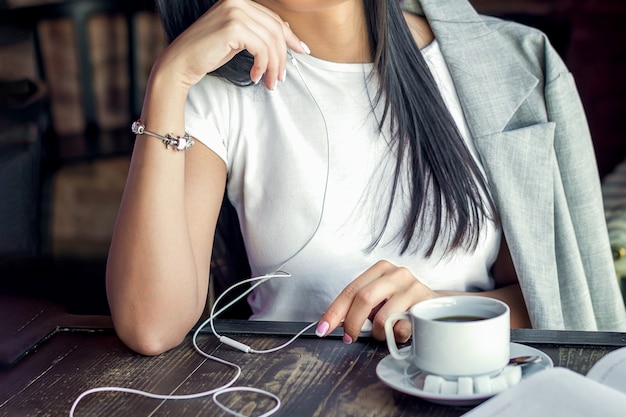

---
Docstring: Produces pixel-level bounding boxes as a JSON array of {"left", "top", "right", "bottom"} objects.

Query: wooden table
[{"left": 2, "top": 310, "right": 626, "bottom": 417}]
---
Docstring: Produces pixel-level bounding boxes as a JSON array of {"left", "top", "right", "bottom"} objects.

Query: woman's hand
[
  {"left": 315, "top": 238, "right": 531, "bottom": 346},
  {"left": 155, "top": 0, "right": 309, "bottom": 91},
  {"left": 316, "top": 260, "right": 440, "bottom": 344}
]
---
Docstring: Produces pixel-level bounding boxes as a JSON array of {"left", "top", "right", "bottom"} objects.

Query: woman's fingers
[
  {"left": 219, "top": 0, "right": 311, "bottom": 88},
  {"left": 318, "top": 260, "right": 439, "bottom": 343},
  {"left": 248, "top": 0, "right": 311, "bottom": 55},
  {"left": 317, "top": 261, "right": 395, "bottom": 339},
  {"left": 162, "top": 0, "right": 309, "bottom": 90}
]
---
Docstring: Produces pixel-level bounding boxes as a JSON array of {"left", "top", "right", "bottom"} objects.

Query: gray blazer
[{"left": 404, "top": 0, "right": 626, "bottom": 330}]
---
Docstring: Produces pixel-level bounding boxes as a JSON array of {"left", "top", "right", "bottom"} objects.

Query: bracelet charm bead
[{"left": 131, "top": 120, "right": 194, "bottom": 151}]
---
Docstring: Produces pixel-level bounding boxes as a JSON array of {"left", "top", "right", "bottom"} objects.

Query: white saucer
[{"left": 376, "top": 342, "right": 553, "bottom": 406}]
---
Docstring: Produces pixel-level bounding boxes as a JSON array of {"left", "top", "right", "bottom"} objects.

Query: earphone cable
[{"left": 270, "top": 49, "right": 331, "bottom": 273}]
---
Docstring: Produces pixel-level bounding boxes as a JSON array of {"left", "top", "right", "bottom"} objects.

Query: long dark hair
[{"left": 156, "top": 0, "right": 499, "bottom": 256}]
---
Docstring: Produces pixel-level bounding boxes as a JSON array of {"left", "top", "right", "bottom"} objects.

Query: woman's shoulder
[
  {"left": 403, "top": 11, "right": 435, "bottom": 50},
  {"left": 188, "top": 74, "right": 250, "bottom": 100},
  {"left": 479, "top": 14, "right": 568, "bottom": 75}
]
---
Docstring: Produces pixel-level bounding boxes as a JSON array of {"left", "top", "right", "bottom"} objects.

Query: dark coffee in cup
[{"left": 434, "top": 315, "right": 487, "bottom": 322}]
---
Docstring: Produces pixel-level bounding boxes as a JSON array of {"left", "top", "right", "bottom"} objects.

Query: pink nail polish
[
  {"left": 252, "top": 72, "right": 264, "bottom": 85},
  {"left": 316, "top": 321, "right": 330, "bottom": 337},
  {"left": 343, "top": 334, "right": 353, "bottom": 344}
]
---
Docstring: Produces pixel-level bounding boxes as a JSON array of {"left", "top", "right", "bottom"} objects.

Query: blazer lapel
[{"left": 417, "top": 0, "right": 539, "bottom": 138}]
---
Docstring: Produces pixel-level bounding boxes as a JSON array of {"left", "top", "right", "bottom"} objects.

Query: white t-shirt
[{"left": 185, "top": 40, "right": 500, "bottom": 321}]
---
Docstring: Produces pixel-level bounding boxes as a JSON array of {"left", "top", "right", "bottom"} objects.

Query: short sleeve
[{"left": 184, "top": 77, "right": 231, "bottom": 167}]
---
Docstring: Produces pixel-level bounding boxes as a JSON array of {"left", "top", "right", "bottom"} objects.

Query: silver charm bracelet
[{"left": 131, "top": 120, "right": 194, "bottom": 151}]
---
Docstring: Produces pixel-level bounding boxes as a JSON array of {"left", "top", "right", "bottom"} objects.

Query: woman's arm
[
  {"left": 106, "top": 0, "right": 309, "bottom": 355},
  {"left": 317, "top": 235, "right": 530, "bottom": 344},
  {"left": 485, "top": 235, "right": 531, "bottom": 329},
  {"left": 105, "top": 72, "right": 226, "bottom": 356}
]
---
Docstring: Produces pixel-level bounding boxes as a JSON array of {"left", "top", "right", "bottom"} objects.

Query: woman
[{"left": 106, "top": 0, "right": 626, "bottom": 355}]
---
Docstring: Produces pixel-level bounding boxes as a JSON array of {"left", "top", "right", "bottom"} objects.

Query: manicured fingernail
[
  {"left": 300, "top": 41, "right": 311, "bottom": 55},
  {"left": 343, "top": 334, "right": 353, "bottom": 345},
  {"left": 316, "top": 321, "right": 330, "bottom": 337},
  {"left": 281, "top": 68, "right": 287, "bottom": 82}
]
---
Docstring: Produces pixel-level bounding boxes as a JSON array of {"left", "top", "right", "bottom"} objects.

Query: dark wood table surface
[{"left": 2, "top": 296, "right": 626, "bottom": 417}]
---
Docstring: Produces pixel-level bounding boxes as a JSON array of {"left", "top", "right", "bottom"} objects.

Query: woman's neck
[{"left": 255, "top": 1, "right": 370, "bottom": 63}]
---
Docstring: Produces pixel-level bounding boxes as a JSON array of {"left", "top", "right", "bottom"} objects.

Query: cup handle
[{"left": 384, "top": 312, "right": 411, "bottom": 361}]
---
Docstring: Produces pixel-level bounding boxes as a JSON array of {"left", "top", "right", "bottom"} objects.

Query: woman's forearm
[{"left": 440, "top": 283, "right": 531, "bottom": 329}]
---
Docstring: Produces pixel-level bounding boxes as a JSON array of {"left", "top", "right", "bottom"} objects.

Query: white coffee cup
[{"left": 384, "top": 296, "right": 510, "bottom": 378}]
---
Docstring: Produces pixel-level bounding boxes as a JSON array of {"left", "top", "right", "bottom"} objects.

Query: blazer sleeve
[{"left": 543, "top": 46, "right": 626, "bottom": 331}]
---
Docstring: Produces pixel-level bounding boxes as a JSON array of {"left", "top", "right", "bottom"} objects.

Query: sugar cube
[{"left": 423, "top": 374, "right": 444, "bottom": 394}]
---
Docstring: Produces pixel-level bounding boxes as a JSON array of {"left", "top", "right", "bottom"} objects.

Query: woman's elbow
[{"left": 112, "top": 317, "right": 188, "bottom": 356}]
